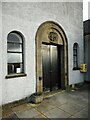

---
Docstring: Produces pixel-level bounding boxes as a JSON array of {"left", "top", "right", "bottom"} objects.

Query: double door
[{"left": 42, "top": 44, "right": 61, "bottom": 91}]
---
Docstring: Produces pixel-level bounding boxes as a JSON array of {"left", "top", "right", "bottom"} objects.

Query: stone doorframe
[{"left": 35, "top": 21, "right": 68, "bottom": 93}]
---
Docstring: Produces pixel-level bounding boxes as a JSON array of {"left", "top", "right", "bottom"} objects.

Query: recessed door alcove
[{"left": 35, "top": 21, "right": 68, "bottom": 93}]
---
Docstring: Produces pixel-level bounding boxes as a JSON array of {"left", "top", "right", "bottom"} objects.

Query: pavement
[{"left": 1, "top": 83, "right": 89, "bottom": 119}]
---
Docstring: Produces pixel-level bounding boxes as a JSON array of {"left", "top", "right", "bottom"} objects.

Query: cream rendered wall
[{"left": 2, "top": 2, "right": 83, "bottom": 105}]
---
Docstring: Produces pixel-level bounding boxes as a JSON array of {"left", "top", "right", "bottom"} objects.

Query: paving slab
[
  {"left": 2, "top": 83, "right": 89, "bottom": 119},
  {"left": 43, "top": 107, "right": 71, "bottom": 118},
  {"left": 8, "top": 113, "right": 19, "bottom": 119},
  {"left": 68, "top": 115, "right": 81, "bottom": 119},
  {"left": 36, "top": 100, "right": 55, "bottom": 113},
  {"left": 16, "top": 108, "right": 41, "bottom": 118},
  {"left": 53, "top": 94, "right": 69, "bottom": 104},
  {"left": 33, "top": 113, "right": 47, "bottom": 118},
  {"left": 12, "top": 103, "right": 32, "bottom": 113},
  {"left": 73, "top": 107, "right": 88, "bottom": 118},
  {"left": 67, "top": 96, "right": 88, "bottom": 107},
  {"left": 67, "top": 91, "right": 88, "bottom": 101},
  {"left": 59, "top": 102, "right": 86, "bottom": 115}
]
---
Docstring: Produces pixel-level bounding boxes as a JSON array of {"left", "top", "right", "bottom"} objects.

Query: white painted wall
[
  {"left": 2, "top": 14, "right": 36, "bottom": 105},
  {"left": 1, "top": 2, "right": 83, "bottom": 105},
  {"left": 2, "top": 0, "right": 83, "bottom": 2},
  {"left": 0, "top": 2, "right": 2, "bottom": 106},
  {"left": 88, "top": 2, "right": 90, "bottom": 19}
]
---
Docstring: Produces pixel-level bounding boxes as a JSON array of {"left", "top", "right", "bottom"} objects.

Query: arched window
[
  {"left": 73, "top": 43, "right": 79, "bottom": 70},
  {"left": 7, "top": 31, "right": 24, "bottom": 75}
]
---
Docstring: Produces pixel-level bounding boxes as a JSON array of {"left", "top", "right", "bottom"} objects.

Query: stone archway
[{"left": 35, "top": 21, "right": 68, "bottom": 93}]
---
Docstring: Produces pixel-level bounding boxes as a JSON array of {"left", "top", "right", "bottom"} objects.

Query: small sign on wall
[
  {"left": 80, "top": 64, "right": 87, "bottom": 72},
  {"left": 16, "top": 68, "right": 21, "bottom": 73}
]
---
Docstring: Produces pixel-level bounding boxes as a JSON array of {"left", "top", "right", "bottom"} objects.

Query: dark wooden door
[{"left": 42, "top": 44, "right": 61, "bottom": 92}]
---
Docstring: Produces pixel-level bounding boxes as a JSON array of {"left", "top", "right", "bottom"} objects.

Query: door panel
[
  {"left": 50, "top": 46, "right": 58, "bottom": 90},
  {"left": 42, "top": 44, "right": 61, "bottom": 91},
  {"left": 42, "top": 44, "right": 50, "bottom": 91}
]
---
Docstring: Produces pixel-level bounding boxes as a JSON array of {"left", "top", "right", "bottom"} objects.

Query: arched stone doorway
[{"left": 35, "top": 21, "right": 68, "bottom": 93}]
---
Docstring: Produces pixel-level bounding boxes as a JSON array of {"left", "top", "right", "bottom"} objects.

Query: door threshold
[{"left": 43, "top": 89, "right": 65, "bottom": 99}]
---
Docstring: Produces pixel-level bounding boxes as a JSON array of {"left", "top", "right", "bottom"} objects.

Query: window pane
[
  {"left": 7, "top": 43, "right": 22, "bottom": 52},
  {"left": 16, "top": 63, "right": 23, "bottom": 73},
  {"left": 74, "top": 50, "right": 77, "bottom": 55},
  {"left": 73, "top": 43, "right": 79, "bottom": 69},
  {"left": 7, "top": 31, "right": 24, "bottom": 75},
  {"left": 8, "top": 53, "right": 22, "bottom": 63},
  {"left": 7, "top": 33, "right": 22, "bottom": 43},
  {"left": 8, "top": 63, "right": 23, "bottom": 74}
]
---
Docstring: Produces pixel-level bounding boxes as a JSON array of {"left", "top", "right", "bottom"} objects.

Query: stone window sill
[{"left": 5, "top": 73, "right": 27, "bottom": 79}]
